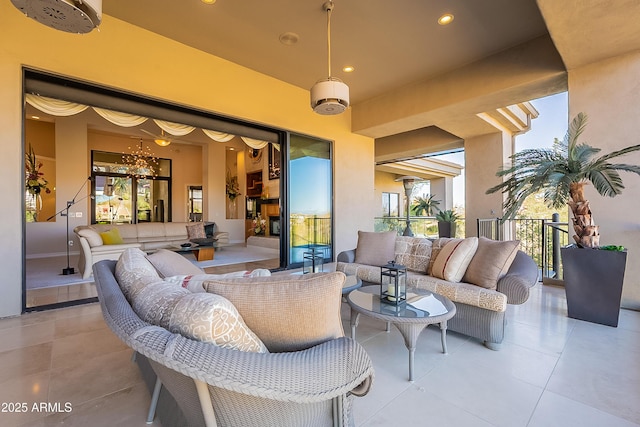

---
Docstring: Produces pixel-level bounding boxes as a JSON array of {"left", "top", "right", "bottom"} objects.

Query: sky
[{"left": 437, "top": 91, "right": 569, "bottom": 207}]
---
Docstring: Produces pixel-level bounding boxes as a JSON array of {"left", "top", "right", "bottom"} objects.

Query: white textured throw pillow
[
  {"left": 431, "top": 237, "right": 479, "bottom": 282},
  {"left": 168, "top": 293, "right": 268, "bottom": 353},
  {"left": 146, "top": 249, "right": 204, "bottom": 277},
  {"left": 163, "top": 269, "right": 272, "bottom": 293}
]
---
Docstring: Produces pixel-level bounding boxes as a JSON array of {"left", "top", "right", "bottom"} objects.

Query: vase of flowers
[
  {"left": 225, "top": 171, "right": 241, "bottom": 219},
  {"left": 252, "top": 214, "right": 267, "bottom": 235},
  {"left": 25, "top": 144, "right": 51, "bottom": 222}
]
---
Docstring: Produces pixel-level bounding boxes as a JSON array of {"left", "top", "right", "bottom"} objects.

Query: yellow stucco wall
[
  {"left": 0, "top": 6, "right": 374, "bottom": 317},
  {"left": 569, "top": 51, "right": 640, "bottom": 310}
]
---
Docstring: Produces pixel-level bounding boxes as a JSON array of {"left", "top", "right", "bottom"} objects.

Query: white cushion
[
  {"left": 115, "top": 248, "right": 161, "bottom": 300},
  {"left": 76, "top": 227, "right": 103, "bottom": 247},
  {"left": 431, "top": 237, "right": 479, "bottom": 282},
  {"left": 146, "top": 249, "right": 203, "bottom": 277}
]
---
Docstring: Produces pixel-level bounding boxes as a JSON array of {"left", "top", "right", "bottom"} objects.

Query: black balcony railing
[{"left": 477, "top": 214, "right": 569, "bottom": 283}]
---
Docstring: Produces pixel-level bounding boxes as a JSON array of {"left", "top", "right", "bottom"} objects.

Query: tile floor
[{"left": 1, "top": 280, "right": 639, "bottom": 426}]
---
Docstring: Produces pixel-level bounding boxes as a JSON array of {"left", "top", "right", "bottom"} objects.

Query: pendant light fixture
[
  {"left": 310, "top": 1, "right": 350, "bottom": 115},
  {"left": 10, "top": 0, "right": 102, "bottom": 34}
]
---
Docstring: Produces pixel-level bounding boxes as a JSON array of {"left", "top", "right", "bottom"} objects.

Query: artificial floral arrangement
[
  {"left": 25, "top": 144, "right": 51, "bottom": 195},
  {"left": 225, "top": 170, "right": 241, "bottom": 201},
  {"left": 252, "top": 214, "right": 267, "bottom": 235}
]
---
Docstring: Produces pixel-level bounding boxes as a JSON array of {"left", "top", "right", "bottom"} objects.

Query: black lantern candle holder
[
  {"left": 303, "top": 247, "right": 324, "bottom": 274},
  {"left": 380, "top": 261, "right": 407, "bottom": 305}
]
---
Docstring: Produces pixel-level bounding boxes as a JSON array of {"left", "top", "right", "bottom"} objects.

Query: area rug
[
  {"left": 26, "top": 254, "right": 94, "bottom": 289},
  {"left": 188, "top": 245, "right": 279, "bottom": 268}
]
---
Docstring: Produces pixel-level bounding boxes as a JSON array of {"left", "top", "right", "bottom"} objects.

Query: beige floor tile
[
  {"left": 0, "top": 311, "right": 58, "bottom": 332},
  {"left": 53, "top": 311, "right": 107, "bottom": 340},
  {"left": 51, "top": 328, "right": 128, "bottom": 371},
  {"left": 48, "top": 349, "right": 142, "bottom": 408},
  {"left": 29, "top": 381, "right": 161, "bottom": 427},
  {"left": 0, "top": 371, "right": 50, "bottom": 426},
  {"left": 0, "top": 321, "right": 55, "bottom": 353},
  {"left": 0, "top": 342, "right": 53, "bottom": 385}
]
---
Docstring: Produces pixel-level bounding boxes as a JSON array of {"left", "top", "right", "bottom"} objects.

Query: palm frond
[
  {"left": 593, "top": 144, "right": 640, "bottom": 162},
  {"left": 566, "top": 112, "right": 588, "bottom": 152},
  {"left": 586, "top": 168, "right": 624, "bottom": 197}
]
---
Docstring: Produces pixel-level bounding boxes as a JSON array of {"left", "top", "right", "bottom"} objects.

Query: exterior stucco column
[{"left": 464, "top": 132, "right": 513, "bottom": 238}]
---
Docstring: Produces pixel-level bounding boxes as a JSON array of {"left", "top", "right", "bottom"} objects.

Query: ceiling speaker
[
  {"left": 11, "top": 0, "right": 102, "bottom": 34},
  {"left": 310, "top": 78, "right": 350, "bottom": 115}
]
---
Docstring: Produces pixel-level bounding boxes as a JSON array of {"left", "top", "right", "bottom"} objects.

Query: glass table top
[{"left": 347, "top": 285, "right": 454, "bottom": 319}]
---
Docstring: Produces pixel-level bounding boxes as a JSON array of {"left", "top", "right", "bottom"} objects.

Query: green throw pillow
[{"left": 100, "top": 228, "right": 124, "bottom": 245}]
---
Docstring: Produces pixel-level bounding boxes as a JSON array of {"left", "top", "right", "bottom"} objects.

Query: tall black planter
[
  {"left": 561, "top": 246, "right": 627, "bottom": 327},
  {"left": 438, "top": 221, "right": 456, "bottom": 238}
]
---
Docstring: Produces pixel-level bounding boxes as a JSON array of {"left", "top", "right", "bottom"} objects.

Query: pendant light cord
[{"left": 326, "top": 1, "right": 333, "bottom": 78}]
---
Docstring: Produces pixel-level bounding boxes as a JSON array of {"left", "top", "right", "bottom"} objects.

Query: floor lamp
[
  {"left": 47, "top": 177, "right": 92, "bottom": 275},
  {"left": 395, "top": 176, "right": 421, "bottom": 237}
]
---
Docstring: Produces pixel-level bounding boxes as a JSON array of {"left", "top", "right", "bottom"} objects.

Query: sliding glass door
[{"left": 288, "top": 134, "right": 333, "bottom": 266}]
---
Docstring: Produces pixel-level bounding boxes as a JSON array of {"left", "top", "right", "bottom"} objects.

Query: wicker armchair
[{"left": 93, "top": 260, "right": 374, "bottom": 427}]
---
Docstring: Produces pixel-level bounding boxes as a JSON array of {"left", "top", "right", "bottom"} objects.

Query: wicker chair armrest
[
  {"left": 152, "top": 334, "right": 374, "bottom": 403},
  {"left": 337, "top": 249, "right": 356, "bottom": 263},
  {"left": 496, "top": 250, "right": 539, "bottom": 305}
]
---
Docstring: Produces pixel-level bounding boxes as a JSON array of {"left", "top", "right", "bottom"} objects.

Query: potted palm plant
[
  {"left": 486, "top": 112, "right": 640, "bottom": 326},
  {"left": 411, "top": 194, "right": 440, "bottom": 216},
  {"left": 435, "top": 209, "right": 460, "bottom": 238}
]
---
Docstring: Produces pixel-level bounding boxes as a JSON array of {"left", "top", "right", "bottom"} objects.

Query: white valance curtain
[{"left": 26, "top": 94, "right": 270, "bottom": 148}]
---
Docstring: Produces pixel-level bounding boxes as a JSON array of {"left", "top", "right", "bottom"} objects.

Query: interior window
[{"left": 91, "top": 150, "right": 172, "bottom": 224}]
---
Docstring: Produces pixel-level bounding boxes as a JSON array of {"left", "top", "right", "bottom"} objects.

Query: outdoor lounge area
[
  {"left": 3, "top": 1, "right": 640, "bottom": 426},
  {"left": 2, "top": 270, "right": 639, "bottom": 426}
]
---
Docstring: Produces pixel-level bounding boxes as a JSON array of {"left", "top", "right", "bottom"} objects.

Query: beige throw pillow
[
  {"left": 431, "top": 237, "right": 479, "bottom": 282},
  {"left": 354, "top": 231, "right": 397, "bottom": 266},
  {"left": 203, "top": 272, "right": 345, "bottom": 353},
  {"left": 428, "top": 238, "right": 456, "bottom": 275},
  {"left": 146, "top": 249, "right": 204, "bottom": 278},
  {"left": 463, "top": 237, "right": 520, "bottom": 289}
]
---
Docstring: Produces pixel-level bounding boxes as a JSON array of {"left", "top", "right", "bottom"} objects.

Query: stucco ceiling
[{"left": 103, "top": 0, "right": 549, "bottom": 106}]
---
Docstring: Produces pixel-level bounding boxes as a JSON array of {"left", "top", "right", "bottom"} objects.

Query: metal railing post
[{"left": 552, "top": 212, "right": 560, "bottom": 277}]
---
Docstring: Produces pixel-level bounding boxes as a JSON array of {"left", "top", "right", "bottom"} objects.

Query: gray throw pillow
[{"left": 354, "top": 231, "right": 397, "bottom": 266}]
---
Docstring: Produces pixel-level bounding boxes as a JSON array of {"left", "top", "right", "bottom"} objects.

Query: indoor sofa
[
  {"left": 337, "top": 232, "right": 539, "bottom": 350},
  {"left": 93, "top": 248, "right": 373, "bottom": 426},
  {"left": 74, "top": 222, "right": 229, "bottom": 278}
]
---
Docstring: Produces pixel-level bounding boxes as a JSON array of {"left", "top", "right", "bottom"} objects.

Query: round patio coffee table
[{"left": 347, "top": 286, "right": 456, "bottom": 382}]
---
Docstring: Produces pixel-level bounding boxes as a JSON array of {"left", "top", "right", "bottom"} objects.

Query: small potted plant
[
  {"left": 486, "top": 112, "right": 640, "bottom": 326},
  {"left": 435, "top": 209, "right": 460, "bottom": 238}
]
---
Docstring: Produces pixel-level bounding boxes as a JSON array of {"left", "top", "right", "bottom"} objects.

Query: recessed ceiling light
[
  {"left": 201, "top": 0, "right": 216, "bottom": 4},
  {"left": 438, "top": 13, "right": 454, "bottom": 25},
  {"left": 279, "top": 32, "right": 299, "bottom": 46},
  {"left": 343, "top": 66, "right": 355, "bottom": 73}
]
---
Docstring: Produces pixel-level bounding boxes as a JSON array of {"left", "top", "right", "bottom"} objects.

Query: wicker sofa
[
  {"left": 337, "top": 233, "right": 539, "bottom": 350},
  {"left": 74, "top": 222, "right": 229, "bottom": 278},
  {"left": 93, "top": 249, "right": 374, "bottom": 427}
]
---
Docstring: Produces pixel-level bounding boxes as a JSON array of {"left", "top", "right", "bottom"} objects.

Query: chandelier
[{"left": 122, "top": 139, "right": 159, "bottom": 179}]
